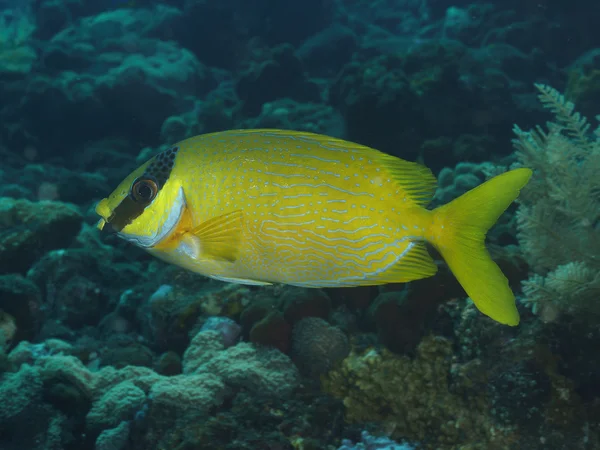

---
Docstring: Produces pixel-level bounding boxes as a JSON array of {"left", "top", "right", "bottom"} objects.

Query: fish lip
[
  {"left": 118, "top": 187, "right": 186, "bottom": 248},
  {"left": 97, "top": 218, "right": 118, "bottom": 235}
]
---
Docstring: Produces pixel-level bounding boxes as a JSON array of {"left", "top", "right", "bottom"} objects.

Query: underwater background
[{"left": 0, "top": 0, "right": 599, "bottom": 449}]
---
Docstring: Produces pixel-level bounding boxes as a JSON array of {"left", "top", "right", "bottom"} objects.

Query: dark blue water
[{"left": 0, "top": 1, "right": 598, "bottom": 449}]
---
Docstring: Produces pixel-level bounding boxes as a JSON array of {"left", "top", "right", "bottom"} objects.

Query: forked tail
[{"left": 428, "top": 168, "right": 532, "bottom": 325}]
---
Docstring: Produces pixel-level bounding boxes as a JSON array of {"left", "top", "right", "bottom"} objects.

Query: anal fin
[
  {"left": 338, "top": 241, "right": 438, "bottom": 286},
  {"left": 290, "top": 241, "right": 438, "bottom": 288},
  {"left": 373, "top": 241, "right": 438, "bottom": 283},
  {"left": 210, "top": 275, "right": 272, "bottom": 286}
]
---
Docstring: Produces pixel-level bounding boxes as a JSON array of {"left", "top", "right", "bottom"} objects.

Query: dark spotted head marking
[
  {"left": 103, "top": 146, "right": 180, "bottom": 233},
  {"left": 144, "top": 145, "right": 179, "bottom": 188}
]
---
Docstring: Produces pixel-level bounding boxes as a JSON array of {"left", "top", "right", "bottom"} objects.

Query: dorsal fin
[
  {"left": 249, "top": 129, "right": 438, "bottom": 206},
  {"left": 373, "top": 153, "right": 437, "bottom": 206},
  {"left": 222, "top": 129, "right": 438, "bottom": 206}
]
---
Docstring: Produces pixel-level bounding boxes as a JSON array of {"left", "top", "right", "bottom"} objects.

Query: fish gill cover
[{"left": 0, "top": 1, "right": 599, "bottom": 449}]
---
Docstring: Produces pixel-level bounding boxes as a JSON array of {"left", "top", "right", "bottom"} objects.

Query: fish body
[{"left": 96, "top": 129, "right": 532, "bottom": 325}]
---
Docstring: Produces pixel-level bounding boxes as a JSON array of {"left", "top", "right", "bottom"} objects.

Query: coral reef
[
  {"left": 2, "top": 328, "right": 300, "bottom": 449},
  {"left": 291, "top": 317, "right": 350, "bottom": 378},
  {"left": 322, "top": 336, "right": 515, "bottom": 448},
  {"left": 0, "top": 1, "right": 598, "bottom": 448},
  {"left": 338, "top": 430, "right": 415, "bottom": 450},
  {"left": 0, "top": 197, "right": 83, "bottom": 274},
  {"left": 0, "top": 9, "right": 37, "bottom": 77}
]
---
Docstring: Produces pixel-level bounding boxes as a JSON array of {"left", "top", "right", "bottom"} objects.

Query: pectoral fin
[{"left": 186, "top": 210, "right": 244, "bottom": 262}]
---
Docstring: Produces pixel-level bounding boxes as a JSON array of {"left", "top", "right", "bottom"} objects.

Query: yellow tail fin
[{"left": 428, "top": 168, "right": 532, "bottom": 326}]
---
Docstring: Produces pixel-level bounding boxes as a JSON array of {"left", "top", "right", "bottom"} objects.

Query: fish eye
[{"left": 131, "top": 178, "right": 158, "bottom": 203}]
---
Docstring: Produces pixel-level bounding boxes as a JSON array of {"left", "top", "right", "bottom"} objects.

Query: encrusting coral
[{"left": 321, "top": 335, "right": 516, "bottom": 448}]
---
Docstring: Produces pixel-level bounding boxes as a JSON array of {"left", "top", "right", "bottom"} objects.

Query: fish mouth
[
  {"left": 96, "top": 198, "right": 116, "bottom": 234},
  {"left": 112, "top": 187, "right": 186, "bottom": 249},
  {"left": 97, "top": 215, "right": 121, "bottom": 237},
  {"left": 96, "top": 218, "right": 114, "bottom": 234}
]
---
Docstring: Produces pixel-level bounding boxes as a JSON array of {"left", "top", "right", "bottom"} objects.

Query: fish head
[{"left": 95, "top": 146, "right": 187, "bottom": 249}]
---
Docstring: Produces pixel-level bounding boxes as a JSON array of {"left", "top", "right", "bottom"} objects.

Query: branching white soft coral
[{"left": 512, "top": 83, "right": 600, "bottom": 321}]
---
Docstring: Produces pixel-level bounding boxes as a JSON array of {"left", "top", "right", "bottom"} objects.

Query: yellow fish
[{"left": 96, "top": 129, "right": 531, "bottom": 325}]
